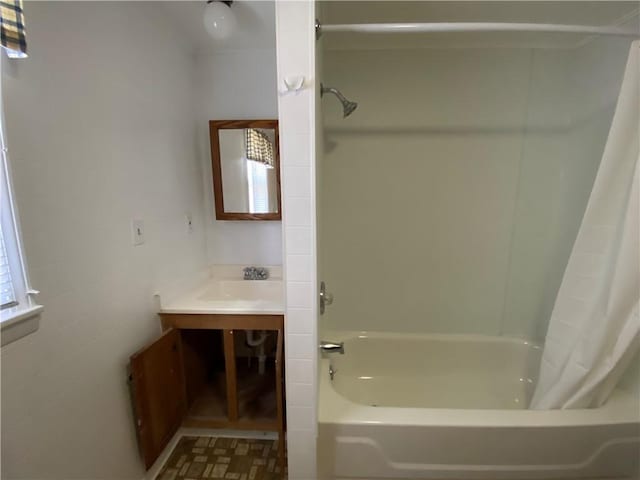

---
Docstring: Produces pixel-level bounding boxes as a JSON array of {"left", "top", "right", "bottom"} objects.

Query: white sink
[
  {"left": 197, "top": 280, "right": 282, "bottom": 302},
  {"left": 158, "top": 274, "right": 284, "bottom": 315}
]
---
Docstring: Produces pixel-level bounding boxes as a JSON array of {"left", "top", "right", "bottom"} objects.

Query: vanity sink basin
[
  {"left": 158, "top": 273, "right": 284, "bottom": 315},
  {"left": 197, "top": 280, "right": 282, "bottom": 302}
]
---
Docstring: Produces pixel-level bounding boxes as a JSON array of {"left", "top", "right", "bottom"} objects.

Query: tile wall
[{"left": 275, "top": 1, "right": 318, "bottom": 479}]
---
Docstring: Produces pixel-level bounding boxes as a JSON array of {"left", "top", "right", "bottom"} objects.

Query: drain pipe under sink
[{"left": 246, "top": 330, "right": 268, "bottom": 375}]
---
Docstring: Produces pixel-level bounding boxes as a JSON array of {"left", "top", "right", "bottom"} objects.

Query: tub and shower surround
[
  {"left": 319, "top": 10, "right": 640, "bottom": 411},
  {"left": 320, "top": 16, "right": 639, "bottom": 345},
  {"left": 316, "top": 4, "right": 640, "bottom": 479}
]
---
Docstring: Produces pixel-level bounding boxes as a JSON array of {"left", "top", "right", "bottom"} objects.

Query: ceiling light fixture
[{"left": 204, "top": 0, "right": 237, "bottom": 40}]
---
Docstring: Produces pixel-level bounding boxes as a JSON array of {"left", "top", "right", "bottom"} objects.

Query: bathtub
[{"left": 318, "top": 332, "right": 640, "bottom": 479}]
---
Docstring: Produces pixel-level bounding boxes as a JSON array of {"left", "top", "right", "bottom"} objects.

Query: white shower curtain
[{"left": 530, "top": 42, "right": 640, "bottom": 409}]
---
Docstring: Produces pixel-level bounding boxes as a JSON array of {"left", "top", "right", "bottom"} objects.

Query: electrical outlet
[
  {"left": 132, "top": 219, "right": 145, "bottom": 246},
  {"left": 185, "top": 214, "right": 194, "bottom": 234}
]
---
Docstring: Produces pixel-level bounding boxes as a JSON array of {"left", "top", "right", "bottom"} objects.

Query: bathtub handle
[
  {"left": 320, "top": 281, "right": 334, "bottom": 315},
  {"left": 320, "top": 341, "right": 345, "bottom": 355}
]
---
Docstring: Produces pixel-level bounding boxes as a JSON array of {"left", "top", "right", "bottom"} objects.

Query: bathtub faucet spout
[{"left": 320, "top": 341, "right": 344, "bottom": 355}]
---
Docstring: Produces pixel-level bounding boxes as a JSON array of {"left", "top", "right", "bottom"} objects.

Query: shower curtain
[{"left": 530, "top": 41, "right": 640, "bottom": 409}]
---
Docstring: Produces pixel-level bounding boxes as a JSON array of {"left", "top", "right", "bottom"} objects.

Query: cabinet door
[{"left": 129, "top": 328, "right": 187, "bottom": 469}]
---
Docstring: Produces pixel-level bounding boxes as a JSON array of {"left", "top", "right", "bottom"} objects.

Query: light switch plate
[{"left": 132, "top": 219, "right": 145, "bottom": 246}]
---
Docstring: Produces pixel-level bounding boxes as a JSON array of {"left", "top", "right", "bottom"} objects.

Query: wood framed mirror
[{"left": 209, "top": 120, "right": 281, "bottom": 220}]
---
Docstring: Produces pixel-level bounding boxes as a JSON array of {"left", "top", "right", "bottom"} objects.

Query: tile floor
[{"left": 156, "top": 436, "right": 286, "bottom": 480}]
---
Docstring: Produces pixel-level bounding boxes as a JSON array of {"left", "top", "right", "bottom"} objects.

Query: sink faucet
[
  {"left": 320, "top": 341, "right": 344, "bottom": 355},
  {"left": 243, "top": 266, "right": 269, "bottom": 280}
]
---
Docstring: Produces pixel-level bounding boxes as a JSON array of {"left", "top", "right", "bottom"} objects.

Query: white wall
[
  {"left": 320, "top": 39, "right": 632, "bottom": 340},
  {"left": 321, "top": 47, "right": 546, "bottom": 337},
  {"left": 0, "top": 3, "right": 207, "bottom": 478},
  {"left": 195, "top": 49, "right": 282, "bottom": 266}
]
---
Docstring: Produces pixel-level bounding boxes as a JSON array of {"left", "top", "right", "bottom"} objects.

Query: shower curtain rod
[{"left": 315, "top": 21, "right": 640, "bottom": 38}]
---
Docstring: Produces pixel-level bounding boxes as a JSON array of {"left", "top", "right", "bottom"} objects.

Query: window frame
[{"left": 0, "top": 54, "right": 41, "bottom": 344}]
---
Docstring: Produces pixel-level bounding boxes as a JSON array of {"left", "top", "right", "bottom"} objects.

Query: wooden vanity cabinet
[{"left": 128, "top": 314, "right": 285, "bottom": 470}]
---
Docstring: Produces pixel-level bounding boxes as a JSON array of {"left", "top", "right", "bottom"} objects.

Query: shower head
[
  {"left": 321, "top": 83, "right": 358, "bottom": 118},
  {"left": 342, "top": 99, "right": 358, "bottom": 118}
]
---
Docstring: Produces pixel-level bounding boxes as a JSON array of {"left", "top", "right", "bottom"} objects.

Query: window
[
  {"left": 0, "top": 1, "right": 28, "bottom": 59},
  {"left": 244, "top": 127, "right": 275, "bottom": 214},
  {"left": 0, "top": 55, "right": 41, "bottom": 342},
  {"left": 246, "top": 160, "right": 270, "bottom": 214},
  {"left": 0, "top": 222, "right": 17, "bottom": 309},
  {"left": 245, "top": 128, "right": 274, "bottom": 168},
  {"left": 0, "top": 149, "right": 30, "bottom": 316}
]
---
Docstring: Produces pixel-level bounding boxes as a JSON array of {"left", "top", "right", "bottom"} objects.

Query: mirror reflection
[
  {"left": 220, "top": 129, "right": 278, "bottom": 213},
  {"left": 210, "top": 120, "right": 281, "bottom": 220}
]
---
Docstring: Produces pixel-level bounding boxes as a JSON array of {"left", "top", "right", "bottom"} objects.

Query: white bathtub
[{"left": 318, "top": 332, "right": 640, "bottom": 479}]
